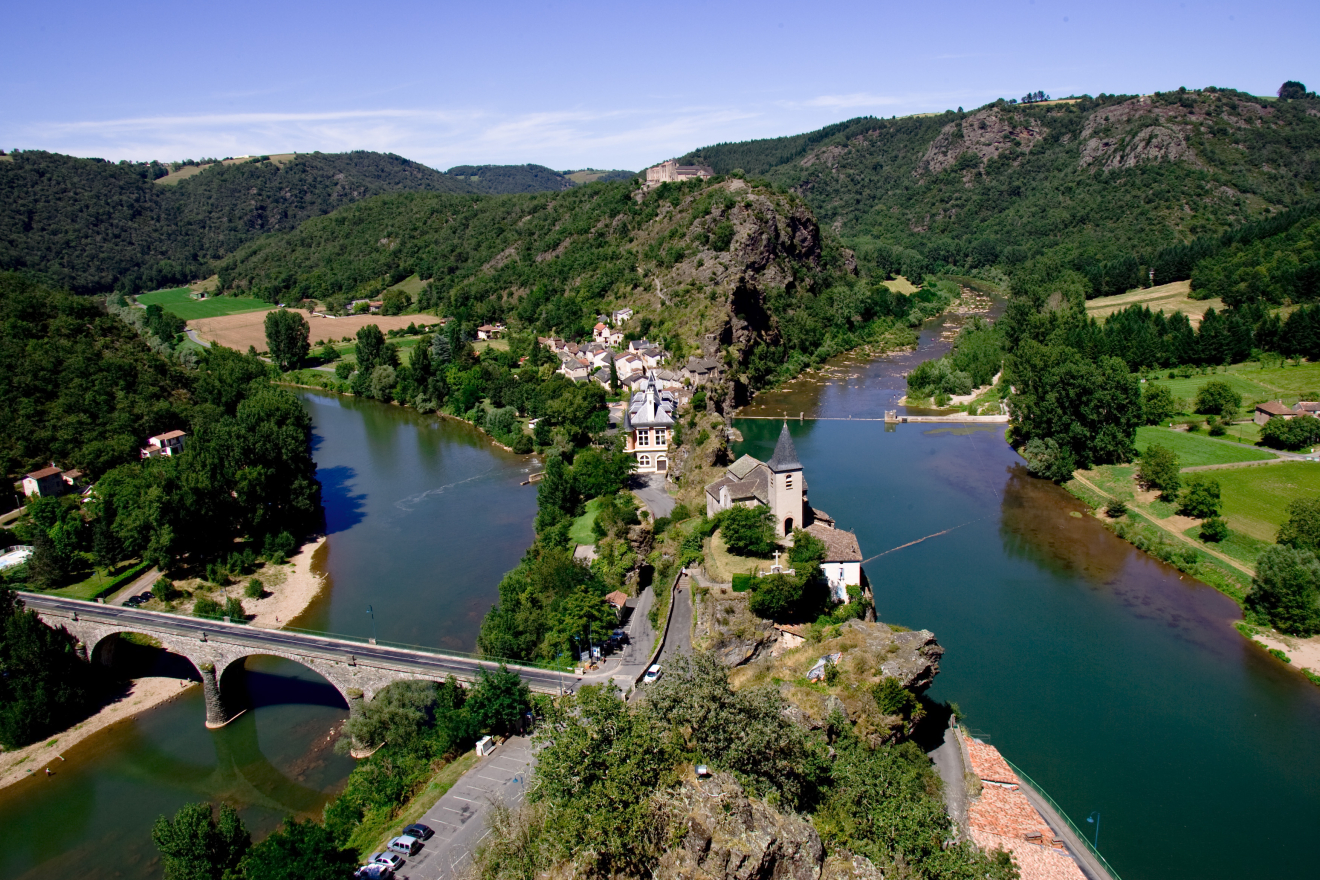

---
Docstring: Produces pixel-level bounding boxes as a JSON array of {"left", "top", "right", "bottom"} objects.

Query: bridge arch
[{"left": 217, "top": 653, "right": 354, "bottom": 716}]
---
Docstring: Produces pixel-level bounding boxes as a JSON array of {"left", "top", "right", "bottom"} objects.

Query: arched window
[{"left": 638, "top": 454, "right": 651, "bottom": 468}]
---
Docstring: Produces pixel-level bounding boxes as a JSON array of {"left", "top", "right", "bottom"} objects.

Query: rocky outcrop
[
  {"left": 653, "top": 771, "right": 825, "bottom": 880},
  {"left": 917, "top": 108, "right": 1047, "bottom": 179},
  {"left": 729, "top": 619, "right": 944, "bottom": 747},
  {"left": 1075, "top": 96, "right": 1216, "bottom": 171},
  {"left": 693, "top": 585, "right": 779, "bottom": 667}
]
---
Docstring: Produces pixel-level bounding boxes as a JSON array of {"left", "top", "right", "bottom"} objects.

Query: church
[{"left": 705, "top": 422, "right": 863, "bottom": 602}]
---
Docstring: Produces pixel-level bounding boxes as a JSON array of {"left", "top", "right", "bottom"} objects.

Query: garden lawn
[
  {"left": 569, "top": 497, "right": 603, "bottom": 546},
  {"left": 135, "top": 287, "right": 272, "bottom": 320},
  {"left": 1182, "top": 525, "right": 1273, "bottom": 569},
  {"left": 1216, "top": 462, "right": 1320, "bottom": 541},
  {"left": 1134, "top": 426, "right": 1276, "bottom": 468}
]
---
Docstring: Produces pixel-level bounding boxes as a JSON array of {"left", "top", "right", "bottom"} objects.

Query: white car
[
  {"left": 355, "top": 865, "right": 392, "bottom": 880},
  {"left": 371, "top": 852, "right": 405, "bottom": 871},
  {"left": 643, "top": 664, "right": 662, "bottom": 684}
]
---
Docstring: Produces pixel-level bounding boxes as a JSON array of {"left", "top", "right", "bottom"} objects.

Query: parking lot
[{"left": 396, "top": 735, "right": 535, "bottom": 880}]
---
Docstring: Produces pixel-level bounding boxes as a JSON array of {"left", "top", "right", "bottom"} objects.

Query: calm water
[
  {"left": 737, "top": 319, "right": 1320, "bottom": 880},
  {"left": 0, "top": 393, "right": 538, "bottom": 876}
]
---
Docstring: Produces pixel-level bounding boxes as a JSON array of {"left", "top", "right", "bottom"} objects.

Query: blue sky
[{"left": 3, "top": 0, "right": 1316, "bottom": 171}]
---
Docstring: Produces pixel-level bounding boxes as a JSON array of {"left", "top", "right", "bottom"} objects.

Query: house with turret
[{"left": 623, "top": 372, "right": 675, "bottom": 473}]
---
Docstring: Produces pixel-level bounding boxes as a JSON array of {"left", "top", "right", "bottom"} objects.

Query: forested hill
[
  {"left": 681, "top": 87, "right": 1320, "bottom": 295},
  {"left": 217, "top": 175, "right": 923, "bottom": 396},
  {"left": 0, "top": 150, "right": 479, "bottom": 295},
  {"left": 445, "top": 163, "right": 576, "bottom": 194}
]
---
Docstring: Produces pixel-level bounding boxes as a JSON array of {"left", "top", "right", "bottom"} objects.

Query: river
[
  {"left": 0, "top": 394, "right": 538, "bottom": 878},
  {"left": 3, "top": 320, "right": 1317, "bottom": 879},
  {"left": 737, "top": 318, "right": 1320, "bottom": 879}
]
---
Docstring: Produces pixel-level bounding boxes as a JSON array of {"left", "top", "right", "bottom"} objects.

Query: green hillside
[
  {"left": 682, "top": 88, "right": 1320, "bottom": 295},
  {"left": 218, "top": 175, "right": 921, "bottom": 395},
  {"left": 0, "top": 150, "right": 479, "bottom": 295},
  {"left": 445, "top": 163, "right": 575, "bottom": 193}
]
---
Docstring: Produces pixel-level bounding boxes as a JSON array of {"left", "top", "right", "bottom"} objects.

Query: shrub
[
  {"left": 224, "top": 597, "right": 244, "bottom": 620},
  {"left": 1199, "top": 516, "right": 1230, "bottom": 542},
  {"left": 1247, "top": 545, "right": 1320, "bottom": 636},
  {"left": 873, "top": 677, "right": 917, "bottom": 717},
  {"left": 193, "top": 597, "right": 224, "bottom": 619},
  {"left": 244, "top": 577, "right": 264, "bottom": 599},
  {"left": 716, "top": 506, "right": 777, "bottom": 557},
  {"left": 333, "top": 361, "right": 353, "bottom": 381},
  {"left": 154, "top": 577, "right": 180, "bottom": 601},
  {"left": 731, "top": 573, "right": 754, "bottom": 592},
  {"left": 263, "top": 531, "right": 296, "bottom": 563},
  {"left": 1105, "top": 499, "right": 1129, "bottom": 518},
  {"left": 1277, "top": 497, "right": 1320, "bottom": 553},
  {"left": 1142, "top": 383, "right": 1177, "bottom": 425}
]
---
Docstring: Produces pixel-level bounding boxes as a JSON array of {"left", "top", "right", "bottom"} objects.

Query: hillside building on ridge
[{"left": 644, "top": 160, "right": 715, "bottom": 190}]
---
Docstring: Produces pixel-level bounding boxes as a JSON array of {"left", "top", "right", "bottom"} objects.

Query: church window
[
  {"left": 637, "top": 429, "right": 650, "bottom": 446},
  {"left": 785, "top": 474, "right": 793, "bottom": 489},
  {"left": 638, "top": 454, "right": 651, "bottom": 468}
]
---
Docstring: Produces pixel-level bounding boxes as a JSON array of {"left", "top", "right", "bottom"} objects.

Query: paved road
[
  {"left": 631, "top": 473, "right": 675, "bottom": 518},
  {"left": 106, "top": 566, "right": 161, "bottom": 606},
  {"left": 928, "top": 725, "right": 968, "bottom": 835},
  {"left": 184, "top": 329, "right": 211, "bottom": 348},
  {"left": 402, "top": 737, "right": 535, "bottom": 880},
  {"left": 21, "top": 593, "right": 568, "bottom": 693},
  {"left": 656, "top": 572, "right": 693, "bottom": 665}
]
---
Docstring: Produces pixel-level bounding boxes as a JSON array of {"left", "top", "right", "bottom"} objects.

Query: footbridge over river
[{"left": 21, "top": 594, "right": 564, "bottom": 728}]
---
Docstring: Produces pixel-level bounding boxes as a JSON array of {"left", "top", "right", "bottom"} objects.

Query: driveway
[
  {"left": 404, "top": 736, "right": 535, "bottom": 880},
  {"left": 106, "top": 566, "right": 161, "bottom": 606},
  {"left": 631, "top": 473, "right": 675, "bottom": 518}
]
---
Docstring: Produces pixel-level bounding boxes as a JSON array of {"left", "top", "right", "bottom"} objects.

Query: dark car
[
  {"left": 140, "top": 591, "right": 153, "bottom": 601},
  {"left": 402, "top": 822, "right": 434, "bottom": 841},
  {"left": 126, "top": 596, "right": 143, "bottom": 607}
]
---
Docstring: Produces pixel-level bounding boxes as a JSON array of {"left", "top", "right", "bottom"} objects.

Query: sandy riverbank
[
  {"left": 0, "top": 676, "right": 197, "bottom": 790},
  {"left": 0, "top": 536, "right": 330, "bottom": 793},
  {"left": 1251, "top": 630, "right": 1320, "bottom": 675}
]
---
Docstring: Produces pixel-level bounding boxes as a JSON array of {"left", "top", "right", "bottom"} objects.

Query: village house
[
  {"left": 623, "top": 373, "right": 675, "bottom": 473},
  {"left": 705, "top": 423, "right": 863, "bottom": 603},
  {"left": 1255, "top": 401, "right": 1296, "bottom": 425},
  {"left": 556, "top": 352, "right": 590, "bottom": 383},
  {"left": 141, "top": 430, "right": 187, "bottom": 459},
  {"left": 611, "top": 307, "right": 634, "bottom": 325},
  {"left": 643, "top": 160, "right": 715, "bottom": 190},
  {"left": 683, "top": 355, "right": 721, "bottom": 385},
  {"left": 1294, "top": 401, "right": 1320, "bottom": 416},
  {"left": 21, "top": 466, "right": 65, "bottom": 498},
  {"left": 476, "top": 323, "right": 505, "bottom": 340},
  {"left": 593, "top": 322, "right": 623, "bottom": 347}
]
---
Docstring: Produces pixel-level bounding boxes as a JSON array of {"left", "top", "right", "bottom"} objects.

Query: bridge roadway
[{"left": 20, "top": 593, "right": 568, "bottom": 727}]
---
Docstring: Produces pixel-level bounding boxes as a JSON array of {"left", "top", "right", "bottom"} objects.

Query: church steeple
[{"left": 767, "top": 421, "right": 801, "bottom": 473}]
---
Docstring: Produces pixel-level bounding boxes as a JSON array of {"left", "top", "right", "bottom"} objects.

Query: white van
[{"left": 387, "top": 835, "right": 420, "bottom": 856}]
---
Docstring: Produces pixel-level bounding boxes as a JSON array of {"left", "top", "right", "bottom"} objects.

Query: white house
[
  {"left": 21, "top": 466, "right": 64, "bottom": 498},
  {"left": 141, "top": 430, "right": 187, "bottom": 459},
  {"left": 611, "top": 308, "right": 634, "bottom": 325}
]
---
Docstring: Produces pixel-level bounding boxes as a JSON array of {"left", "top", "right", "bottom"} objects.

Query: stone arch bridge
[{"left": 22, "top": 594, "right": 562, "bottom": 728}]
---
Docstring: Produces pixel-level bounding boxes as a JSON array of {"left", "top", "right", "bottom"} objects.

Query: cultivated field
[
  {"left": 1086, "top": 280, "right": 1224, "bottom": 327},
  {"left": 154, "top": 153, "right": 297, "bottom": 185},
  {"left": 1134, "top": 426, "right": 1276, "bottom": 468},
  {"left": 1143, "top": 361, "right": 1320, "bottom": 408},
  {"left": 1217, "top": 463, "right": 1320, "bottom": 541},
  {"left": 189, "top": 309, "right": 442, "bottom": 351},
  {"left": 136, "top": 287, "right": 272, "bottom": 320}
]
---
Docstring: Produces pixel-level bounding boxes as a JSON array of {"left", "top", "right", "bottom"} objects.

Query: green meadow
[
  {"left": 1133, "top": 426, "right": 1276, "bottom": 468},
  {"left": 135, "top": 287, "right": 272, "bottom": 320}
]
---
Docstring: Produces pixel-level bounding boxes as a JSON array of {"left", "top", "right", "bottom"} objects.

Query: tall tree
[
  {"left": 263, "top": 309, "right": 310, "bottom": 372},
  {"left": 355, "top": 324, "right": 386, "bottom": 374},
  {"left": 151, "top": 802, "right": 250, "bottom": 880},
  {"left": 0, "top": 588, "right": 96, "bottom": 747},
  {"left": 242, "top": 819, "right": 358, "bottom": 880}
]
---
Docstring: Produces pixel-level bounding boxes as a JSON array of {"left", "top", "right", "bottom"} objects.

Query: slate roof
[
  {"left": 704, "top": 469, "right": 770, "bottom": 506},
  {"left": 627, "top": 373, "right": 675, "bottom": 428},
  {"left": 767, "top": 422, "right": 801, "bottom": 472},
  {"left": 727, "top": 454, "right": 764, "bottom": 480}
]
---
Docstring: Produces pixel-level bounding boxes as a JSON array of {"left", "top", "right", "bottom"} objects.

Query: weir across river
[{"left": 20, "top": 593, "right": 564, "bottom": 728}]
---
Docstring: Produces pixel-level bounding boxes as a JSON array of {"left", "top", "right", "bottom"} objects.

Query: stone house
[
  {"left": 683, "top": 356, "right": 720, "bottom": 385},
  {"left": 1255, "top": 401, "right": 1296, "bottom": 425},
  {"left": 644, "top": 160, "right": 715, "bottom": 189}
]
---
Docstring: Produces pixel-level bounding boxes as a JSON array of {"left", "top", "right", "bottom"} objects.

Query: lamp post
[
  {"left": 1086, "top": 812, "right": 1100, "bottom": 848},
  {"left": 367, "top": 604, "right": 377, "bottom": 644}
]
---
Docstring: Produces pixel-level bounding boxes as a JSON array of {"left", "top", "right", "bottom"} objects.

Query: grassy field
[
  {"left": 1141, "top": 361, "right": 1320, "bottom": 409},
  {"left": 881, "top": 276, "right": 919, "bottom": 294},
  {"left": 1182, "top": 525, "right": 1273, "bottom": 569},
  {"left": 473, "top": 339, "right": 510, "bottom": 353},
  {"left": 135, "top": 287, "right": 272, "bottom": 320},
  {"left": 154, "top": 153, "right": 297, "bottom": 185},
  {"left": 703, "top": 532, "right": 774, "bottom": 583},
  {"left": 1216, "top": 463, "right": 1320, "bottom": 541},
  {"left": 1134, "top": 426, "right": 1276, "bottom": 468},
  {"left": 385, "top": 274, "right": 429, "bottom": 298},
  {"left": 1086, "top": 280, "right": 1224, "bottom": 328},
  {"left": 569, "top": 497, "right": 603, "bottom": 545},
  {"left": 355, "top": 750, "right": 478, "bottom": 859}
]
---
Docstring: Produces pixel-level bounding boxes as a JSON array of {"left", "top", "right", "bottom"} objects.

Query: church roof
[
  {"left": 705, "top": 469, "right": 769, "bottom": 505},
  {"left": 727, "top": 454, "right": 764, "bottom": 480},
  {"left": 803, "top": 522, "right": 863, "bottom": 562},
  {"left": 767, "top": 422, "right": 801, "bottom": 473}
]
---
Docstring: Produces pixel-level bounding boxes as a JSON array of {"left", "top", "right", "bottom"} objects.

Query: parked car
[
  {"left": 371, "top": 852, "right": 405, "bottom": 871},
  {"left": 126, "top": 596, "right": 143, "bottom": 607},
  {"left": 387, "top": 834, "right": 421, "bottom": 856},
  {"left": 402, "top": 823, "right": 434, "bottom": 841},
  {"left": 643, "top": 664, "right": 662, "bottom": 684},
  {"left": 355, "top": 864, "right": 392, "bottom": 880}
]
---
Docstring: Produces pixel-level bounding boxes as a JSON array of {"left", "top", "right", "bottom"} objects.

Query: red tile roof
[
  {"left": 25, "top": 466, "right": 62, "bottom": 480},
  {"left": 604, "top": 590, "right": 629, "bottom": 608},
  {"left": 1256, "top": 400, "right": 1295, "bottom": 416},
  {"left": 965, "top": 735, "right": 1020, "bottom": 785}
]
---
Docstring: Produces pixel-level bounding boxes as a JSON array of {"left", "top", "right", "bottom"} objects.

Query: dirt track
[{"left": 188, "top": 310, "right": 442, "bottom": 350}]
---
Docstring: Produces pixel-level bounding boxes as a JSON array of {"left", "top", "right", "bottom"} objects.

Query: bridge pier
[{"left": 198, "top": 662, "right": 239, "bottom": 728}]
